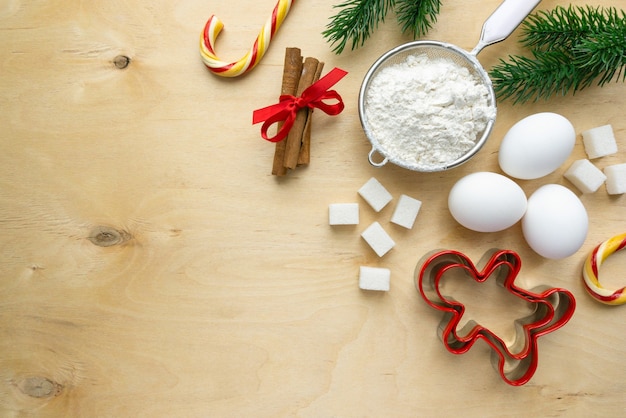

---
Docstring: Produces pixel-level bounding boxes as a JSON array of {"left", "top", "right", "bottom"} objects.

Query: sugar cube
[
  {"left": 604, "top": 163, "right": 626, "bottom": 195},
  {"left": 329, "top": 203, "right": 359, "bottom": 225},
  {"left": 564, "top": 159, "right": 606, "bottom": 194},
  {"left": 361, "top": 222, "right": 395, "bottom": 257},
  {"left": 582, "top": 124, "right": 618, "bottom": 159},
  {"left": 358, "top": 177, "right": 393, "bottom": 212},
  {"left": 391, "top": 194, "right": 422, "bottom": 229},
  {"left": 359, "top": 266, "right": 390, "bottom": 291}
]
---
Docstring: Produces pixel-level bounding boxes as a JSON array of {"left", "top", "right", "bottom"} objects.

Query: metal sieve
[{"left": 358, "top": 0, "right": 542, "bottom": 172}]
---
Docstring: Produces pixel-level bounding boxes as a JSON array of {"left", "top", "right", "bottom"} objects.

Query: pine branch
[
  {"left": 573, "top": 25, "right": 626, "bottom": 87},
  {"left": 322, "top": 0, "right": 395, "bottom": 54},
  {"left": 490, "top": 52, "right": 580, "bottom": 104},
  {"left": 520, "top": 5, "right": 598, "bottom": 51},
  {"left": 323, "top": 0, "right": 442, "bottom": 54},
  {"left": 490, "top": 5, "right": 626, "bottom": 104},
  {"left": 395, "top": 0, "right": 441, "bottom": 39}
]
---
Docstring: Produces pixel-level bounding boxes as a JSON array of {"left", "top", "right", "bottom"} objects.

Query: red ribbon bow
[{"left": 252, "top": 67, "right": 348, "bottom": 142}]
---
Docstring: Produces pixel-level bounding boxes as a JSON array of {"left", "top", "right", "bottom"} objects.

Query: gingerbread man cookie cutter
[{"left": 415, "top": 249, "right": 576, "bottom": 386}]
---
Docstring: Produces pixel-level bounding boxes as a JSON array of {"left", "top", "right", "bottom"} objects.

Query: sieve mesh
[{"left": 359, "top": 41, "right": 497, "bottom": 172}]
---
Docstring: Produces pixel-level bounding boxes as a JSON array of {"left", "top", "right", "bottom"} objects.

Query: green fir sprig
[
  {"left": 395, "top": 0, "right": 441, "bottom": 40},
  {"left": 322, "top": 0, "right": 394, "bottom": 54},
  {"left": 323, "top": 0, "right": 441, "bottom": 54},
  {"left": 490, "top": 5, "right": 626, "bottom": 104}
]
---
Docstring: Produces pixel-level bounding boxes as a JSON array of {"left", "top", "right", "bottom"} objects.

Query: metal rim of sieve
[{"left": 358, "top": 40, "right": 497, "bottom": 172}]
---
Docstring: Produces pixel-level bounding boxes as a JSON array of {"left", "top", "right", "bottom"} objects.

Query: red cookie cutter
[{"left": 415, "top": 249, "right": 576, "bottom": 386}]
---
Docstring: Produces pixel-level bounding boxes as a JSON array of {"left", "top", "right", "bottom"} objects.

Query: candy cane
[
  {"left": 583, "top": 232, "right": 626, "bottom": 305},
  {"left": 200, "top": 0, "right": 295, "bottom": 77}
]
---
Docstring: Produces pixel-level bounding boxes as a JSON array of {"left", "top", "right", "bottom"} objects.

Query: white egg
[
  {"left": 498, "top": 112, "right": 576, "bottom": 180},
  {"left": 522, "top": 184, "right": 588, "bottom": 259},
  {"left": 448, "top": 172, "right": 527, "bottom": 232}
]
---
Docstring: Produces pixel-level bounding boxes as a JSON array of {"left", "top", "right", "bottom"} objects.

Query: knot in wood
[
  {"left": 88, "top": 226, "right": 131, "bottom": 247},
  {"left": 17, "top": 376, "right": 63, "bottom": 398},
  {"left": 113, "top": 55, "right": 131, "bottom": 69}
]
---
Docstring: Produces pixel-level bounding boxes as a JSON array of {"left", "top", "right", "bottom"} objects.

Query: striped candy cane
[
  {"left": 583, "top": 232, "right": 626, "bottom": 305},
  {"left": 200, "top": 0, "right": 295, "bottom": 77}
]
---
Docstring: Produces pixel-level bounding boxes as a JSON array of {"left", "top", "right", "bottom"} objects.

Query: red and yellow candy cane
[
  {"left": 200, "top": 0, "right": 295, "bottom": 77},
  {"left": 583, "top": 232, "right": 626, "bottom": 305}
]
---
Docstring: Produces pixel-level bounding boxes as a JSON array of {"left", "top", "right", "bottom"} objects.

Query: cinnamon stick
[
  {"left": 297, "top": 61, "right": 324, "bottom": 166},
  {"left": 283, "top": 56, "right": 319, "bottom": 170},
  {"left": 272, "top": 47, "right": 303, "bottom": 176}
]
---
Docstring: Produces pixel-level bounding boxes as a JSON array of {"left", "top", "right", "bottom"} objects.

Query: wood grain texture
[{"left": 1, "top": 0, "right": 625, "bottom": 416}]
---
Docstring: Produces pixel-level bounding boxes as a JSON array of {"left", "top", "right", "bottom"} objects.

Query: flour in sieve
[{"left": 364, "top": 54, "right": 495, "bottom": 169}]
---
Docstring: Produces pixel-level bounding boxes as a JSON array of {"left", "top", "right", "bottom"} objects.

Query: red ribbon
[{"left": 252, "top": 67, "right": 348, "bottom": 142}]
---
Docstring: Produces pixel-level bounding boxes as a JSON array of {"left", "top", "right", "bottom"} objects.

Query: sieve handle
[
  {"left": 368, "top": 147, "right": 389, "bottom": 167},
  {"left": 471, "top": 0, "right": 542, "bottom": 55}
]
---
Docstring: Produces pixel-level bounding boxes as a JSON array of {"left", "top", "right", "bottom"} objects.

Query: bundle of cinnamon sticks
[{"left": 272, "top": 47, "right": 324, "bottom": 176}]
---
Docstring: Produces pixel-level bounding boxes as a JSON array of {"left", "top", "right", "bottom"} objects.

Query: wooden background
[{"left": 1, "top": 0, "right": 625, "bottom": 416}]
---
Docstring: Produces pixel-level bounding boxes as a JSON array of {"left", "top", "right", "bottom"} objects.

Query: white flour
[{"left": 364, "top": 54, "right": 495, "bottom": 169}]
